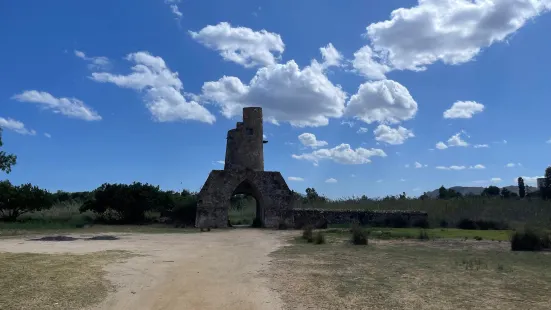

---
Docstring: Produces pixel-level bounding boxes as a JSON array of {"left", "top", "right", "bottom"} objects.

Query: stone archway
[{"left": 230, "top": 179, "right": 264, "bottom": 227}]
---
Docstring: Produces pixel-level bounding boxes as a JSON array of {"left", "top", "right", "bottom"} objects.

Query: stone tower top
[{"left": 224, "top": 107, "right": 266, "bottom": 171}]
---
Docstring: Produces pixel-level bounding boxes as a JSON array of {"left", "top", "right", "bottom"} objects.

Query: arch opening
[{"left": 228, "top": 180, "right": 263, "bottom": 227}]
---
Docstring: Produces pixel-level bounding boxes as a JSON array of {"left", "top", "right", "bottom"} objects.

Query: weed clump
[
  {"left": 351, "top": 223, "right": 368, "bottom": 245},
  {"left": 457, "top": 218, "right": 508, "bottom": 230},
  {"left": 302, "top": 225, "right": 314, "bottom": 242},
  {"left": 511, "top": 229, "right": 551, "bottom": 251},
  {"left": 413, "top": 218, "right": 430, "bottom": 229},
  {"left": 313, "top": 232, "right": 326, "bottom": 244}
]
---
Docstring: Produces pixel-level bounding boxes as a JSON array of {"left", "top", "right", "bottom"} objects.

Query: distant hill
[{"left": 426, "top": 185, "right": 539, "bottom": 198}]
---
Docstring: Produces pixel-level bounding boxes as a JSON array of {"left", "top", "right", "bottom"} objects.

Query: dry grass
[
  {"left": 0, "top": 250, "right": 132, "bottom": 310},
  {"left": 269, "top": 232, "right": 551, "bottom": 310},
  {"left": 0, "top": 224, "right": 199, "bottom": 238}
]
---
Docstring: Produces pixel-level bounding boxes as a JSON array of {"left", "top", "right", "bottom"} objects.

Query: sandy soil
[{"left": 0, "top": 229, "right": 291, "bottom": 310}]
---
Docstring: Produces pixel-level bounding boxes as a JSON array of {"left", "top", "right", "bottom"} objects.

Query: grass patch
[
  {"left": 326, "top": 227, "right": 513, "bottom": 241},
  {"left": 0, "top": 250, "right": 131, "bottom": 310},
  {"left": 270, "top": 233, "right": 551, "bottom": 310}
]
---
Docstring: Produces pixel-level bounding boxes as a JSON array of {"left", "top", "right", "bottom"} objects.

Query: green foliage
[
  {"left": 518, "top": 177, "right": 526, "bottom": 198},
  {"left": 541, "top": 166, "right": 551, "bottom": 200},
  {"left": 417, "top": 229, "right": 429, "bottom": 240},
  {"left": 302, "top": 225, "right": 313, "bottom": 242},
  {"left": 80, "top": 182, "right": 169, "bottom": 224},
  {"left": 0, "top": 180, "right": 53, "bottom": 221},
  {"left": 412, "top": 218, "right": 430, "bottom": 229},
  {"left": 0, "top": 129, "right": 17, "bottom": 174},
  {"left": 456, "top": 218, "right": 508, "bottom": 230},
  {"left": 482, "top": 186, "right": 500, "bottom": 197},
  {"left": 313, "top": 231, "right": 325, "bottom": 244},
  {"left": 438, "top": 186, "right": 462, "bottom": 199},
  {"left": 167, "top": 193, "right": 197, "bottom": 225},
  {"left": 351, "top": 223, "right": 368, "bottom": 245},
  {"left": 511, "top": 229, "right": 551, "bottom": 251},
  {"left": 500, "top": 188, "right": 512, "bottom": 198}
]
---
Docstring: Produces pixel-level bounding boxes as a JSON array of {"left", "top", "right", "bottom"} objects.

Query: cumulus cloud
[
  {"left": 517, "top": 176, "right": 544, "bottom": 186},
  {"left": 0, "top": 117, "right": 36, "bottom": 135},
  {"left": 352, "top": 45, "right": 390, "bottom": 80},
  {"left": 341, "top": 121, "right": 355, "bottom": 127},
  {"left": 345, "top": 80, "right": 418, "bottom": 124},
  {"left": 91, "top": 51, "right": 215, "bottom": 124},
  {"left": 288, "top": 176, "right": 305, "bottom": 181},
  {"left": 435, "top": 141, "right": 448, "bottom": 150},
  {"left": 357, "top": 127, "right": 369, "bottom": 134},
  {"left": 298, "top": 133, "right": 328, "bottom": 148},
  {"left": 474, "top": 144, "right": 489, "bottom": 148},
  {"left": 373, "top": 124, "right": 414, "bottom": 145},
  {"left": 74, "top": 50, "right": 111, "bottom": 70},
  {"left": 443, "top": 101, "right": 485, "bottom": 119},
  {"left": 358, "top": 0, "right": 551, "bottom": 72},
  {"left": 414, "top": 161, "right": 424, "bottom": 168},
  {"left": 12, "top": 90, "right": 102, "bottom": 121},
  {"left": 201, "top": 60, "right": 346, "bottom": 127},
  {"left": 325, "top": 178, "right": 338, "bottom": 183},
  {"left": 447, "top": 131, "right": 469, "bottom": 147},
  {"left": 189, "top": 22, "right": 285, "bottom": 68},
  {"left": 436, "top": 165, "right": 466, "bottom": 170},
  {"left": 469, "top": 164, "right": 486, "bottom": 169},
  {"left": 505, "top": 162, "right": 522, "bottom": 168},
  {"left": 320, "top": 43, "right": 343, "bottom": 68},
  {"left": 292, "top": 143, "right": 386, "bottom": 165}
]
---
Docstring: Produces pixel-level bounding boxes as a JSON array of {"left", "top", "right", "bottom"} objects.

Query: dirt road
[{"left": 0, "top": 229, "right": 290, "bottom": 310}]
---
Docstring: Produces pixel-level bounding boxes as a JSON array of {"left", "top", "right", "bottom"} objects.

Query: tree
[
  {"left": 482, "top": 186, "right": 500, "bottom": 197},
  {"left": 0, "top": 128, "right": 17, "bottom": 173},
  {"left": 518, "top": 177, "right": 526, "bottom": 198},
  {"left": 438, "top": 186, "right": 447, "bottom": 199},
  {"left": 542, "top": 166, "right": 551, "bottom": 200},
  {"left": 500, "top": 188, "right": 512, "bottom": 199},
  {"left": 0, "top": 180, "right": 53, "bottom": 221}
]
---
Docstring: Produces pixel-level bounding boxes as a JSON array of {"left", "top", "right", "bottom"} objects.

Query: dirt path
[{"left": 0, "top": 229, "right": 291, "bottom": 310}]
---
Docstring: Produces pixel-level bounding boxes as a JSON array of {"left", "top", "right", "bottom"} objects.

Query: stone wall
[{"left": 291, "top": 209, "right": 428, "bottom": 228}]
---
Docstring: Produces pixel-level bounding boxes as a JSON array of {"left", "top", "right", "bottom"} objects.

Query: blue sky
[{"left": 1, "top": 0, "right": 551, "bottom": 198}]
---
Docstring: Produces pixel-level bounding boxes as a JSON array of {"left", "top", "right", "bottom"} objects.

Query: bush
[
  {"left": 80, "top": 182, "right": 170, "bottom": 224},
  {"left": 313, "top": 232, "right": 325, "bottom": 244},
  {"left": 302, "top": 225, "right": 313, "bottom": 242},
  {"left": 474, "top": 236, "right": 483, "bottom": 241},
  {"left": 511, "top": 229, "right": 550, "bottom": 251},
  {"left": 413, "top": 218, "right": 430, "bottom": 229},
  {"left": 457, "top": 218, "right": 508, "bottom": 230},
  {"left": 0, "top": 180, "right": 54, "bottom": 221},
  {"left": 351, "top": 223, "right": 368, "bottom": 245},
  {"left": 418, "top": 229, "right": 429, "bottom": 240},
  {"left": 439, "top": 219, "right": 449, "bottom": 228},
  {"left": 168, "top": 194, "right": 197, "bottom": 226}
]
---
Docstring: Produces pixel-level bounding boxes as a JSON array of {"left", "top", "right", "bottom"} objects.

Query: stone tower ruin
[{"left": 195, "top": 107, "right": 293, "bottom": 228}]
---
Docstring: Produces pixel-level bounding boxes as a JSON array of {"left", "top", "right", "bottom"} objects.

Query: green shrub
[
  {"left": 474, "top": 236, "right": 483, "bottom": 241},
  {"left": 413, "top": 218, "right": 430, "bottom": 229},
  {"left": 313, "top": 232, "right": 325, "bottom": 244},
  {"left": 510, "top": 229, "right": 551, "bottom": 251},
  {"left": 418, "top": 229, "right": 429, "bottom": 240},
  {"left": 0, "top": 180, "right": 54, "bottom": 221},
  {"left": 457, "top": 218, "right": 508, "bottom": 230},
  {"left": 351, "top": 224, "right": 368, "bottom": 245},
  {"left": 439, "top": 219, "right": 449, "bottom": 228},
  {"left": 302, "top": 225, "right": 313, "bottom": 242}
]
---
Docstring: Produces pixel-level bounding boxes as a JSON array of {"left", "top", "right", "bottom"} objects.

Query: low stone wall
[{"left": 291, "top": 209, "right": 428, "bottom": 228}]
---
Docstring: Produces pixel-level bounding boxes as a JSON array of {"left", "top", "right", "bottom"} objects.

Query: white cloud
[
  {"left": 325, "top": 178, "right": 338, "bottom": 183},
  {"left": 436, "top": 142, "right": 448, "bottom": 150},
  {"left": 400, "top": 178, "right": 406, "bottom": 182},
  {"left": 292, "top": 143, "right": 387, "bottom": 165},
  {"left": 447, "top": 131, "right": 469, "bottom": 147},
  {"left": 373, "top": 124, "right": 414, "bottom": 145},
  {"left": 436, "top": 165, "right": 466, "bottom": 170},
  {"left": 288, "top": 176, "right": 305, "bottom": 181},
  {"left": 298, "top": 133, "right": 328, "bottom": 148},
  {"left": 216, "top": 160, "right": 225, "bottom": 165},
  {"left": 357, "top": 127, "right": 369, "bottom": 134},
  {"left": 360, "top": 0, "right": 551, "bottom": 72},
  {"left": 345, "top": 80, "right": 418, "bottom": 124},
  {"left": 506, "top": 163, "right": 516, "bottom": 168},
  {"left": 443, "top": 101, "right": 485, "bottom": 119},
  {"left": 414, "top": 161, "right": 423, "bottom": 168},
  {"left": 469, "top": 164, "right": 486, "bottom": 169},
  {"left": 201, "top": 60, "right": 346, "bottom": 127},
  {"left": 491, "top": 177, "right": 502, "bottom": 183},
  {"left": 12, "top": 90, "right": 102, "bottom": 121},
  {"left": 165, "top": 0, "right": 182, "bottom": 19},
  {"left": 352, "top": 45, "right": 390, "bottom": 80},
  {"left": 0, "top": 117, "right": 36, "bottom": 135},
  {"left": 320, "top": 43, "right": 343, "bottom": 68},
  {"left": 376, "top": 179, "right": 383, "bottom": 183},
  {"left": 474, "top": 144, "right": 489, "bottom": 148},
  {"left": 44, "top": 133, "right": 51, "bottom": 138},
  {"left": 341, "top": 121, "right": 355, "bottom": 127},
  {"left": 74, "top": 50, "right": 111, "bottom": 70},
  {"left": 189, "top": 22, "right": 285, "bottom": 68},
  {"left": 91, "top": 51, "right": 215, "bottom": 124}
]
